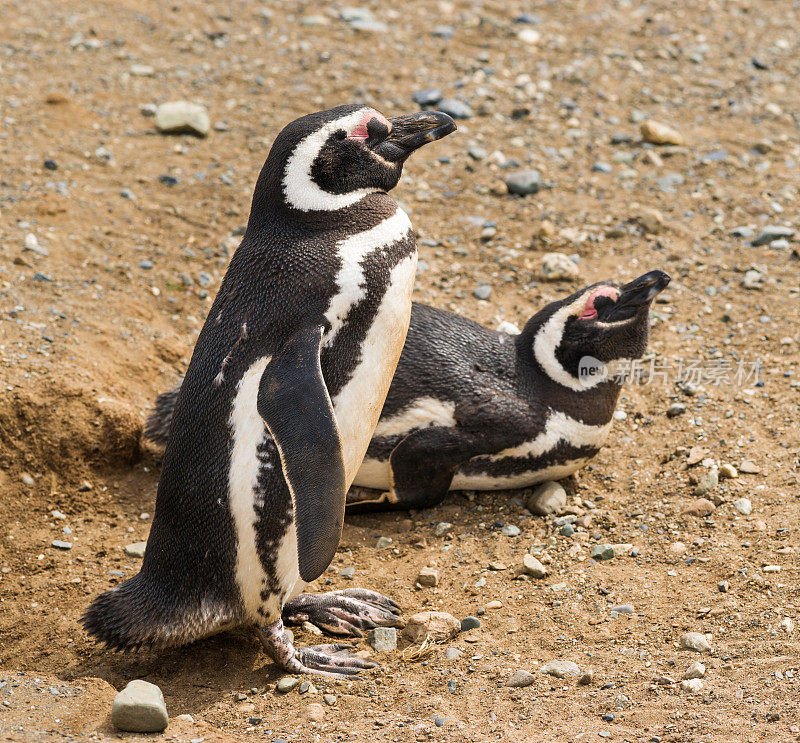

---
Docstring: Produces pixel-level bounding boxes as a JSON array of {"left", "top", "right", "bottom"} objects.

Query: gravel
[{"left": 751, "top": 226, "right": 794, "bottom": 246}]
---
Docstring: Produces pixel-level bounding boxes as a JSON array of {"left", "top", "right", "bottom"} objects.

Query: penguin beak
[
  {"left": 604, "top": 270, "right": 670, "bottom": 321},
  {"left": 372, "top": 111, "right": 457, "bottom": 162}
]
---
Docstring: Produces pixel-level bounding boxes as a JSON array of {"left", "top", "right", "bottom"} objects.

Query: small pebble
[
  {"left": 732, "top": 498, "right": 752, "bottom": 516},
  {"left": 51, "top": 540, "right": 72, "bottom": 550},
  {"left": 679, "top": 632, "right": 713, "bottom": 654},
  {"left": 666, "top": 402, "right": 686, "bottom": 417},
  {"left": 505, "top": 670, "right": 535, "bottom": 687},
  {"left": 417, "top": 566, "right": 439, "bottom": 587},
  {"left": 275, "top": 677, "right": 300, "bottom": 694},
  {"left": 525, "top": 481, "right": 567, "bottom": 516},
  {"left": 539, "top": 660, "right": 581, "bottom": 678},
  {"left": 504, "top": 169, "right": 542, "bottom": 196},
  {"left": 473, "top": 284, "right": 492, "bottom": 301},
  {"left": 541, "top": 252, "right": 579, "bottom": 281},
  {"left": 683, "top": 661, "right": 706, "bottom": 680},
  {"left": 21, "top": 473, "right": 35, "bottom": 487},
  {"left": 460, "top": 616, "right": 481, "bottom": 631},
  {"left": 124, "top": 542, "right": 147, "bottom": 558},
  {"left": 500, "top": 524, "right": 520, "bottom": 537},
  {"left": 640, "top": 120, "right": 684, "bottom": 145},
  {"left": 590, "top": 544, "right": 615, "bottom": 561},
  {"left": 680, "top": 678, "right": 703, "bottom": 693},
  {"left": 367, "top": 626, "right": 397, "bottom": 653}
]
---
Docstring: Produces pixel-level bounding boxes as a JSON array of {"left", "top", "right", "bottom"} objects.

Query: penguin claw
[
  {"left": 298, "top": 645, "right": 379, "bottom": 677},
  {"left": 282, "top": 589, "right": 404, "bottom": 638}
]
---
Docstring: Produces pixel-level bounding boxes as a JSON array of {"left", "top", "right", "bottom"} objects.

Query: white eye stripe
[{"left": 282, "top": 109, "right": 381, "bottom": 212}]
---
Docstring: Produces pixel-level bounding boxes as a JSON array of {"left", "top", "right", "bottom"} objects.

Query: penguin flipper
[{"left": 257, "top": 326, "right": 346, "bottom": 583}]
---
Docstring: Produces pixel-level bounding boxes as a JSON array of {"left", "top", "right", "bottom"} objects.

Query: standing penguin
[{"left": 82, "top": 105, "right": 456, "bottom": 676}]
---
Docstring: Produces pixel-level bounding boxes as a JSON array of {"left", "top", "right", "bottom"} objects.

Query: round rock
[{"left": 505, "top": 669, "right": 536, "bottom": 687}]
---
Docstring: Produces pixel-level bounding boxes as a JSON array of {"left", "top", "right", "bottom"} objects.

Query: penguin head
[
  {"left": 252, "top": 104, "right": 456, "bottom": 216},
  {"left": 519, "top": 270, "right": 671, "bottom": 390}
]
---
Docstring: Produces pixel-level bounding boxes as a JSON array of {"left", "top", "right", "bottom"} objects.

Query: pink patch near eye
[
  {"left": 347, "top": 110, "right": 391, "bottom": 141},
  {"left": 580, "top": 285, "right": 620, "bottom": 319}
]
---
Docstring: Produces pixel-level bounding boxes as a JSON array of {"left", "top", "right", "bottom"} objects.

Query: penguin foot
[
  {"left": 258, "top": 621, "right": 377, "bottom": 679},
  {"left": 282, "top": 588, "right": 403, "bottom": 637}
]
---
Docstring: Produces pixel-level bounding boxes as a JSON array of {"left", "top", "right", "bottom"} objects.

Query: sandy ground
[{"left": 1, "top": 0, "right": 799, "bottom": 740}]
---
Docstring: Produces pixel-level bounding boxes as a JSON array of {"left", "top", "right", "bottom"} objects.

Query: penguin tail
[
  {"left": 142, "top": 382, "right": 182, "bottom": 447},
  {"left": 81, "top": 574, "right": 238, "bottom": 651}
]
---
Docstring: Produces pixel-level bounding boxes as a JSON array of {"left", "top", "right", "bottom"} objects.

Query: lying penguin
[
  {"left": 82, "top": 104, "right": 456, "bottom": 677},
  {"left": 145, "top": 270, "right": 669, "bottom": 512}
]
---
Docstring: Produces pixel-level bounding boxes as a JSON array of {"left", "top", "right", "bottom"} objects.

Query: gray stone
[
  {"left": 505, "top": 669, "right": 536, "bottom": 687},
  {"left": 349, "top": 18, "right": 388, "bottom": 32},
  {"left": 51, "top": 540, "right": 72, "bottom": 550},
  {"left": 525, "top": 481, "right": 567, "bottom": 516},
  {"left": 656, "top": 173, "right": 685, "bottom": 192},
  {"left": 667, "top": 402, "right": 686, "bottom": 417},
  {"left": 541, "top": 253, "right": 580, "bottom": 281},
  {"left": 111, "top": 680, "right": 168, "bottom": 733},
  {"left": 694, "top": 468, "right": 718, "bottom": 496},
  {"left": 500, "top": 524, "right": 520, "bottom": 537},
  {"left": 460, "top": 616, "right": 481, "bottom": 631},
  {"left": 590, "top": 544, "right": 615, "bottom": 561},
  {"left": 560, "top": 523, "right": 575, "bottom": 537},
  {"left": 444, "top": 647, "right": 462, "bottom": 660},
  {"left": 20, "top": 473, "right": 35, "bottom": 487},
  {"left": 539, "top": 660, "right": 581, "bottom": 678},
  {"left": 434, "top": 522, "right": 453, "bottom": 537},
  {"left": 504, "top": 169, "right": 542, "bottom": 196},
  {"left": 323, "top": 693, "right": 336, "bottom": 705},
  {"left": 473, "top": 284, "right": 492, "bottom": 300},
  {"left": 275, "top": 676, "right": 300, "bottom": 693},
  {"left": 751, "top": 226, "right": 794, "bottom": 246},
  {"left": 681, "top": 678, "right": 703, "bottom": 693},
  {"left": 375, "top": 536, "right": 393, "bottom": 549},
  {"left": 340, "top": 566, "right": 355, "bottom": 579},
  {"left": 592, "top": 161, "right": 613, "bottom": 173},
  {"left": 124, "top": 542, "right": 147, "bottom": 558},
  {"left": 437, "top": 99, "right": 472, "bottom": 119},
  {"left": 679, "top": 632, "right": 713, "bottom": 653},
  {"left": 412, "top": 89, "right": 443, "bottom": 107},
  {"left": 732, "top": 497, "right": 752, "bottom": 516},
  {"left": 155, "top": 101, "right": 210, "bottom": 137},
  {"left": 611, "top": 604, "right": 635, "bottom": 614},
  {"left": 367, "top": 626, "right": 397, "bottom": 653}
]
